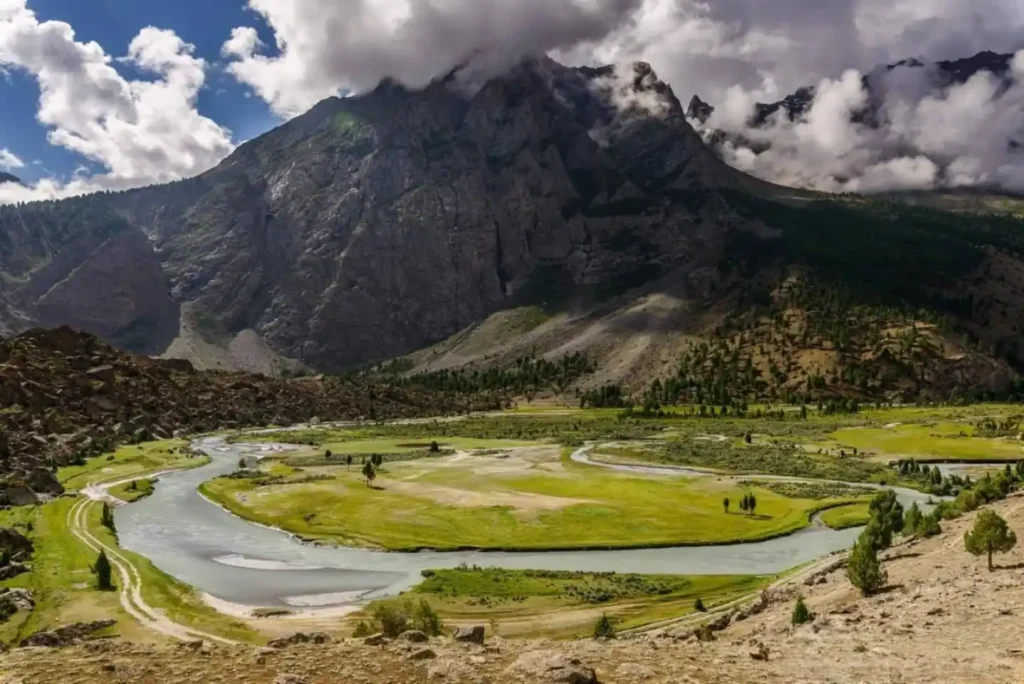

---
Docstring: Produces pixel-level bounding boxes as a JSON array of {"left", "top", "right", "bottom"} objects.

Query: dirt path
[{"left": 69, "top": 478, "right": 239, "bottom": 645}]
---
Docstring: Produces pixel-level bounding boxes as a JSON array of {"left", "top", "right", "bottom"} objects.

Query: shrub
[
  {"left": 792, "top": 596, "right": 813, "bottom": 626},
  {"left": 364, "top": 598, "right": 445, "bottom": 637},
  {"left": 593, "top": 613, "right": 616, "bottom": 639},
  {"left": 92, "top": 550, "right": 114, "bottom": 591},
  {"left": 694, "top": 598, "right": 706, "bottom": 612},
  {"left": 352, "top": 621, "right": 372, "bottom": 637}
]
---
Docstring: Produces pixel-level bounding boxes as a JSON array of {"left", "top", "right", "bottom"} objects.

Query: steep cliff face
[
  {"left": 87, "top": 59, "right": 738, "bottom": 370},
  {"left": 0, "top": 198, "right": 179, "bottom": 354}
]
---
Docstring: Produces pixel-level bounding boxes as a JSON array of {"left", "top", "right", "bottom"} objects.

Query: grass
[
  {"left": 200, "top": 448, "right": 862, "bottom": 551},
  {"left": 818, "top": 502, "right": 872, "bottom": 530},
  {"left": 829, "top": 423, "right": 1024, "bottom": 462},
  {"left": 60, "top": 440, "right": 208, "bottom": 491},
  {"left": 402, "top": 567, "right": 770, "bottom": 637},
  {"left": 108, "top": 478, "right": 155, "bottom": 503},
  {"left": 0, "top": 440, "right": 256, "bottom": 646}
]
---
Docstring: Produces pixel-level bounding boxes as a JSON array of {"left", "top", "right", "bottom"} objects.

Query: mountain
[
  {"left": 2, "top": 56, "right": 1024, "bottom": 402},
  {"left": 0, "top": 173, "right": 20, "bottom": 186},
  {"left": 0, "top": 58, "right": 744, "bottom": 371}
]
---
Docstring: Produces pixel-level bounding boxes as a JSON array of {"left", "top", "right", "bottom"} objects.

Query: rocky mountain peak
[{"left": 0, "top": 172, "right": 21, "bottom": 186}]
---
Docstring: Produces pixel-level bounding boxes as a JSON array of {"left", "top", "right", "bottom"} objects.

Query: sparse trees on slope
[{"left": 964, "top": 510, "right": 1017, "bottom": 571}]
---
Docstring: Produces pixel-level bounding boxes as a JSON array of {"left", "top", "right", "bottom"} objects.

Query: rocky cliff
[{"left": 0, "top": 59, "right": 746, "bottom": 372}]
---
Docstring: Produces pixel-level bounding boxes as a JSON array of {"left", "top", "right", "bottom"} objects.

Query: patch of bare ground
[{"left": 7, "top": 497, "right": 1024, "bottom": 683}]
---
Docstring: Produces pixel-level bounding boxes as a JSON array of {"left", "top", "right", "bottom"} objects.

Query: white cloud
[
  {"left": 0, "top": 148, "right": 23, "bottom": 170},
  {"left": 222, "top": 0, "right": 646, "bottom": 117},
  {"left": 0, "top": 1, "right": 234, "bottom": 203}
]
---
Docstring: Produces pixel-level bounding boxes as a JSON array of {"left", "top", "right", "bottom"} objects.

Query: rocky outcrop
[
  {"left": 19, "top": 620, "right": 116, "bottom": 648},
  {"left": 0, "top": 528, "right": 32, "bottom": 560},
  {"left": 0, "top": 326, "right": 496, "bottom": 488},
  {"left": 503, "top": 651, "right": 600, "bottom": 684}
]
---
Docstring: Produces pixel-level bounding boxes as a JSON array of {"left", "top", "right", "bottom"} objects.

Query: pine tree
[
  {"left": 748, "top": 493, "right": 757, "bottom": 516},
  {"left": 593, "top": 613, "right": 616, "bottom": 639},
  {"left": 101, "top": 503, "right": 116, "bottom": 534},
  {"left": 693, "top": 598, "right": 706, "bottom": 612},
  {"left": 362, "top": 461, "right": 376, "bottom": 487},
  {"left": 93, "top": 551, "right": 114, "bottom": 591},
  {"left": 902, "top": 503, "right": 923, "bottom": 537},
  {"left": 723, "top": 497, "right": 730, "bottom": 514},
  {"left": 847, "top": 533, "right": 887, "bottom": 596},
  {"left": 791, "top": 596, "right": 813, "bottom": 626},
  {"left": 965, "top": 510, "right": 1017, "bottom": 571}
]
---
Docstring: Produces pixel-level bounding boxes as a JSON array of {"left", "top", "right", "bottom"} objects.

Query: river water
[{"left": 114, "top": 437, "right": 932, "bottom": 609}]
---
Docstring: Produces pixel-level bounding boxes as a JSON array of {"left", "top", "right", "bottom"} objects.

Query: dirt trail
[{"left": 69, "top": 478, "right": 239, "bottom": 645}]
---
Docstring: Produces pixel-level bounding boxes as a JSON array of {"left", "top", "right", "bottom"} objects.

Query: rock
[
  {"left": 0, "top": 589, "right": 34, "bottom": 620},
  {"left": 362, "top": 633, "right": 388, "bottom": 646},
  {"left": 503, "top": 651, "right": 599, "bottom": 684},
  {"left": 86, "top": 366, "right": 116, "bottom": 385},
  {"left": 274, "top": 675, "right": 308, "bottom": 684},
  {"left": 0, "top": 563, "right": 29, "bottom": 581},
  {"left": 398, "top": 629, "right": 430, "bottom": 643},
  {"left": 615, "top": 663, "right": 655, "bottom": 680},
  {"left": 267, "top": 632, "right": 331, "bottom": 648},
  {"left": 254, "top": 647, "right": 277, "bottom": 664},
  {"left": 408, "top": 647, "right": 437, "bottom": 661},
  {"left": 0, "top": 528, "right": 32, "bottom": 559},
  {"left": 749, "top": 642, "right": 770, "bottom": 661},
  {"left": 179, "top": 640, "right": 204, "bottom": 651},
  {"left": 19, "top": 620, "right": 116, "bottom": 648},
  {"left": 452, "top": 625, "right": 485, "bottom": 644}
]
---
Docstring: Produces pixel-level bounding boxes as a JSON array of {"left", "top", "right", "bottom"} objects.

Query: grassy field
[
  {"left": 200, "top": 447, "right": 862, "bottom": 551},
  {"left": 0, "top": 441, "right": 257, "bottom": 645},
  {"left": 385, "top": 567, "right": 771, "bottom": 637},
  {"left": 60, "top": 440, "right": 208, "bottom": 491},
  {"left": 819, "top": 503, "right": 872, "bottom": 530},
  {"left": 828, "top": 423, "right": 1024, "bottom": 462},
  {"left": 108, "top": 478, "right": 155, "bottom": 503}
]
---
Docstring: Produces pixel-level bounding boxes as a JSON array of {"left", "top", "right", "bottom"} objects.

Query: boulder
[
  {"left": 452, "top": 625, "right": 485, "bottom": 644},
  {"left": 274, "top": 675, "right": 308, "bottom": 684},
  {"left": 19, "top": 620, "right": 116, "bottom": 648},
  {"left": 503, "top": 651, "right": 600, "bottom": 684},
  {"left": 27, "top": 469, "right": 63, "bottom": 496},
  {"left": 398, "top": 630, "right": 430, "bottom": 643},
  {"left": 0, "top": 528, "right": 33, "bottom": 559},
  {"left": 0, "top": 563, "right": 29, "bottom": 581},
  {"left": 267, "top": 632, "right": 331, "bottom": 648},
  {"left": 408, "top": 647, "right": 437, "bottom": 661},
  {"left": 362, "top": 633, "right": 388, "bottom": 646},
  {"left": 749, "top": 642, "right": 770, "bottom": 661}
]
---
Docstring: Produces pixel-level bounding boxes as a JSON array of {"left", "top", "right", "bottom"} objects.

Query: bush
[
  {"left": 352, "top": 621, "right": 372, "bottom": 638},
  {"left": 92, "top": 550, "right": 114, "bottom": 591},
  {"left": 694, "top": 598, "right": 706, "bottom": 612},
  {"left": 791, "top": 596, "right": 813, "bottom": 626},
  {"left": 364, "top": 598, "right": 445, "bottom": 637},
  {"left": 593, "top": 613, "right": 616, "bottom": 639}
]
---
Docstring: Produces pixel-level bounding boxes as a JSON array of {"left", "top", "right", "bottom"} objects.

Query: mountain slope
[{"left": 0, "top": 56, "right": 1023, "bottom": 402}]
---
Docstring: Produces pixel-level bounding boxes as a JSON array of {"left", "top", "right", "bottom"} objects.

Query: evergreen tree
[
  {"left": 723, "top": 497, "right": 730, "bottom": 514},
  {"left": 593, "top": 613, "right": 616, "bottom": 639},
  {"left": 748, "top": 493, "right": 757, "bottom": 516},
  {"left": 101, "top": 503, "right": 116, "bottom": 534},
  {"left": 693, "top": 598, "right": 706, "bottom": 612},
  {"left": 964, "top": 510, "right": 1017, "bottom": 571},
  {"left": 902, "top": 502, "right": 923, "bottom": 537},
  {"left": 869, "top": 490, "right": 904, "bottom": 535},
  {"left": 362, "top": 461, "right": 377, "bottom": 487},
  {"left": 92, "top": 551, "right": 114, "bottom": 591},
  {"left": 847, "top": 534, "right": 887, "bottom": 596},
  {"left": 791, "top": 596, "right": 813, "bottom": 626},
  {"left": 346, "top": 455, "right": 353, "bottom": 470}
]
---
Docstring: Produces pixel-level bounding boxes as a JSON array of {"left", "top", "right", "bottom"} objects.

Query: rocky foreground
[
  {"left": 0, "top": 327, "right": 497, "bottom": 503},
  {"left": 4, "top": 497, "right": 1024, "bottom": 683}
]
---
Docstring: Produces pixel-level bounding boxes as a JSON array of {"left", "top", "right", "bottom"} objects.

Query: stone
[
  {"left": 408, "top": 647, "right": 437, "bottom": 661},
  {"left": 452, "top": 625, "right": 485, "bottom": 645},
  {"left": 274, "top": 675, "right": 308, "bottom": 684},
  {"left": 267, "top": 632, "right": 331, "bottom": 649},
  {"left": 398, "top": 630, "right": 430, "bottom": 643},
  {"left": 749, "top": 642, "right": 770, "bottom": 661},
  {"left": 503, "top": 651, "right": 600, "bottom": 684},
  {"left": 362, "top": 633, "right": 388, "bottom": 646},
  {"left": 19, "top": 620, "right": 116, "bottom": 648}
]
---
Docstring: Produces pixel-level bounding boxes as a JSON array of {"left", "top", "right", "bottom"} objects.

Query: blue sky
[{"left": 0, "top": 0, "right": 280, "bottom": 186}]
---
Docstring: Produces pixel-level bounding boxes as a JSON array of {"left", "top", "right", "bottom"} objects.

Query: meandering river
[{"left": 114, "top": 437, "right": 934, "bottom": 609}]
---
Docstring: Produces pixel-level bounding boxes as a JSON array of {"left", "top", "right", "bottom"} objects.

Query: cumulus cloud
[
  {"left": 0, "top": 1, "right": 234, "bottom": 203},
  {"left": 222, "top": 0, "right": 646, "bottom": 117},
  {"left": 0, "top": 148, "right": 23, "bottom": 171}
]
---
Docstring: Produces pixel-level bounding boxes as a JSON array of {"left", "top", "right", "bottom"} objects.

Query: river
[{"left": 114, "top": 436, "right": 931, "bottom": 610}]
